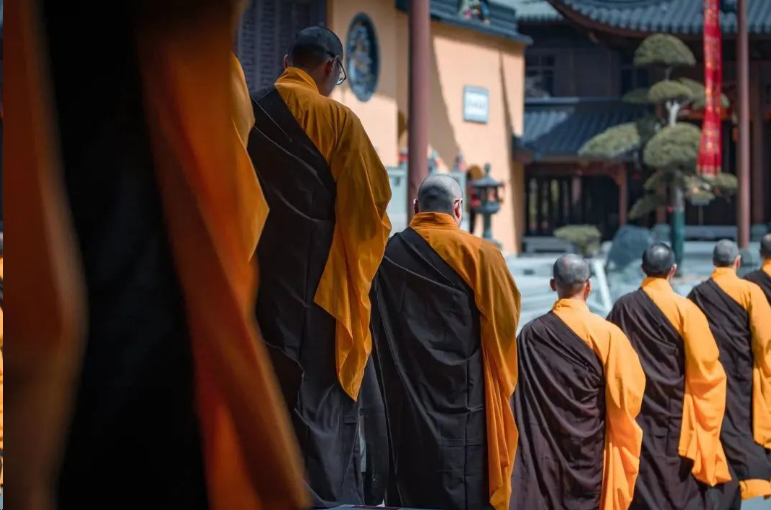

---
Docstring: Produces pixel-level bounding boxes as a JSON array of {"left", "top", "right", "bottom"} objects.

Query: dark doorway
[{"left": 525, "top": 172, "right": 620, "bottom": 240}]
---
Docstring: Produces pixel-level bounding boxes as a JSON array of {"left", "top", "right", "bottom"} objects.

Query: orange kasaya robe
[
  {"left": 690, "top": 268, "right": 771, "bottom": 500},
  {"left": 134, "top": 3, "right": 306, "bottom": 510},
  {"left": 553, "top": 300, "right": 646, "bottom": 510},
  {"left": 639, "top": 277, "right": 731, "bottom": 486},
  {"left": 409, "top": 213, "right": 521, "bottom": 510},
  {"left": 9, "top": 1, "right": 305, "bottom": 509},
  {"left": 269, "top": 67, "right": 392, "bottom": 401}
]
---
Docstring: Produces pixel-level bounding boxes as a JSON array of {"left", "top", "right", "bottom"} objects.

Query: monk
[
  {"left": 11, "top": 1, "right": 305, "bottom": 510},
  {"left": 745, "top": 233, "right": 771, "bottom": 304},
  {"left": 370, "top": 175, "right": 521, "bottom": 510},
  {"left": 247, "top": 26, "right": 392, "bottom": 506},
  {"left": 608, "top": 243, "right": 732, "bottom": 510},
  {"left": 688, "top": 240, "right": 771, "bottom": 507},
  {"left": 513, "top": 254, "right": 645, "bottom": 510}
]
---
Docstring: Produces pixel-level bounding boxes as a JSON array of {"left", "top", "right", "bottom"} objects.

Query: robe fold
[
  {"left": 247, "top": 68, "right": 390, "bottom": 506},
  {"left": 16, "top": 2, "right": 307, "bottom": 510},
  {"left": 689, "top": 268, "right": 771, "bottom": 502},
  {"left": 608, "top": 278, "right": 731, "bottom": 510},
  {"left": 513, "top": 299, "right": 645, "bottom": 510},
  {"left": 371, "top": 213, "right": 520, "bottom": 510}
]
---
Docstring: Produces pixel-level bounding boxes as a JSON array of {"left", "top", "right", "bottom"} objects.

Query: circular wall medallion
[{"left": 346, "top": 14, "right": 379, "bottom": 102}]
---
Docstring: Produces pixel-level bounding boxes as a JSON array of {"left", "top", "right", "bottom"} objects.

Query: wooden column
[
  {"left": 407, "top": 0, "right": 430, "bottom": 220},
  {"left": 737, "top": 0, "right": 751, "bottom": 248},
  {"left": 751, "top": 63, "right": 766, "bottom": 226},
  {"left": 617, "top": 165, "right": 628, "bottom": 227},
  {"left": 571, "top": 175, "right": 582, "bottom": 223}
]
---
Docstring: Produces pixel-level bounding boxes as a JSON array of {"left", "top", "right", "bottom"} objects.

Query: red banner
[{"left": 697, "top": 0, "right": 722, "bottom": 177}]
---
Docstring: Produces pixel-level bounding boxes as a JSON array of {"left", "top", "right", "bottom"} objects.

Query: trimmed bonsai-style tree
[{"left": 580, "top": 34, "right": 737, "bottom": 269}]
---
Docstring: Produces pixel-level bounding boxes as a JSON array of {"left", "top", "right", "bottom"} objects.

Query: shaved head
[
  {"left": 713, "top": 239, "right": 740, "bottom": 267},
  {"left": 642, "top": 243, "right": 675, "bottom": 278},
  {"left": 760, "top": 233, "right": 771, "bottom": 259},
  {"left": 552, "top": 254, "right": 591, "bottom": 298},
  {"left": 417, "top": 174, "right": 463, "bottom": 216}
]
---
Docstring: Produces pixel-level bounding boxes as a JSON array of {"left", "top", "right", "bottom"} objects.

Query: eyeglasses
[{"left": 328, "top": 53, "right": 347, "bottom": 85}]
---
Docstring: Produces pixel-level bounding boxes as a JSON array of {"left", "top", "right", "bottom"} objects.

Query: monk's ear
[
  {"left": 584, "top": 280, "right": 592, "bottom": 299},
  {"left": 283, "top": 54, "right": 290, "bottom": 69},
  {"left": 669, "top": 265, "right": 677, "bottom": 279},
  {"left": 549, "top": 278, "right": 556, "bottom": 292},
  {"left": 413, "top": 199, "right": 420, "bottom": 215},
  {"left": 734, "top": 255, "right": 742, "bottom": 269}
]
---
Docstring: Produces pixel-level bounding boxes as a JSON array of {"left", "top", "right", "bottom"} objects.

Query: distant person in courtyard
[
  {"left": 745, "top": 233, "right": 771, "bottom": 304},
  {"left": 370, "top": 175, "right": 521, "bottom": 510},
  {"left": 608, "top": 243, "right": 733, "bottom": 510},
  {"left": 688, "top": 240, "right": 771, "bottom": 508},
  {"left": 247, "top": 26, "right": 391, "bottom": 505},
  {"left": 512, "top": 254, "right": 645, "bottom": 510}
]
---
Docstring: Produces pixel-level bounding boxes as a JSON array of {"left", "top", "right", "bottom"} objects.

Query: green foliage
[
  {"left": 643, "top": 123, "right": 702, "bottom": 169},
  {"left": 554, "top": 225, "right": 602, "bottom": 257},
  {"left": 678, "top": 78, "right": 731, "bottom": 110},
  {"left": 711, "top": 172, "right": 738, "bottom": 193},
  {"left": 579, "top": 122, "right": 641, "bottom": 160},
  {"left": 685, "top": 173, "right": 738, "bottom": 203},
  {"left": 636, "top": 115, "right": 661, "bottom": 145},
  {"left": 629, "top": 194, "right": 667, "bottom": 220},
  {"left": 643, "top": 168, "right": 673, "bottom": 191},
  {"left": 648, "top": 80, "right": 693, "bottom": 104},
  {"left": 634, "top": 34, "right": 696, "bottom": 68},
  {"left": 623, "top": 87, "right": 650, "bottom": 104}
]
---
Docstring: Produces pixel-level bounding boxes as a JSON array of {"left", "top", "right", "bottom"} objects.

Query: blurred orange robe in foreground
[{"left": 9, "top": 1, "right": 306, "bottom": 509}]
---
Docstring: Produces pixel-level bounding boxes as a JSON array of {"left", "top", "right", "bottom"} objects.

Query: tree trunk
[{"left": 670, "top": 174, "right": 686, "bottom": 273}]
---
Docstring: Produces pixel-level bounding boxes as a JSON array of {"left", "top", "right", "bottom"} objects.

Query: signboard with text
[{"left": 463, "top": 86, "right": 489, "bottom": 123}]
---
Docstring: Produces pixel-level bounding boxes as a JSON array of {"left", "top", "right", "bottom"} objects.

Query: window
[
  {"left": 525, "top": 53, "right": 556, "bottom": 98},
  {"left": 620, "top": 53, "right": 649, "bottom": 95}
]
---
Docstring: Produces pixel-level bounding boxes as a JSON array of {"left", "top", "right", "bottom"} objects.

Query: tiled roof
[
  {"left": 396, "top": 0, "right": 533, "bottom": 44},
  {"left": 517, "top": 97, "right": 648, "bottom": 159},
  {"left": 496, "top": 0, "right": 564, "bottom": 23},
  {"left": 547, "top": 0, "right": 771, "bottom": 35}
]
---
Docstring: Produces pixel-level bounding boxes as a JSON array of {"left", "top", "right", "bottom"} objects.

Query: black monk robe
[
  {"left": 689, "top": 268, "right": 771, "bottom": 502},
  {"left": 247, "top": 68, "right": 390, "bottom": 506},
  {"left": 745, "top": 260, "right": 771, "bottom": 305},
  {"left": 371, "top": 213, "right": 521, "bottom": 510},
  {"left": 513, "top": 299, "right": 645, "bottom": 510},
  {"left": 608, "top": 278, "right": 731, "bottom": 510}
]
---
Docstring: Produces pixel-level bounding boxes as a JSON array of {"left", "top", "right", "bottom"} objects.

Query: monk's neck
[{"left": 410, "top": 212, "right": 459, "bottom": 231}]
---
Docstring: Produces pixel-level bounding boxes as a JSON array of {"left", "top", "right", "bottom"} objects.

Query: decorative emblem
[{"left": 346, "top": 14, "right": 379, "bottom": 102}]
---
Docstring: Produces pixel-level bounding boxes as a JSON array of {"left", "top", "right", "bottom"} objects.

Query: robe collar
[
  {"left": 711, "top": 266, "right": 738, "bottom": 280},
  {"left": 641, "top": 276, "right": 672, "bottom": 293},
  {"left": 552, "top": 298, "right": 590, "bottom": 314},
  {"left": 275, "top": 67, "right": 320, "bottom": 94},
  {"left": 410, "top": 212, "right": 460, "bottom": 231}
]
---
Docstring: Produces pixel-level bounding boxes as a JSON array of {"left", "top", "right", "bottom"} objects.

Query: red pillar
[
  {"left": 751, "top": 63, "right": 765, "bottom": 226},
  {"left": 737, "top": 0, "right": 751, "bottom": 248},
  {"left": 408, "top": 0, "right": 430, "bottom": 220}
]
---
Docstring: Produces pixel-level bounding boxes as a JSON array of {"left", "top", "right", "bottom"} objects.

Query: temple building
[
  {"left": 235, "top": 0, "right": 530, "bottom": 253},
  {"left": 235, "top": 0, "right": 770, "bottom": 253},
  {"left": 512, "top": 0, "right": 771, "bottom": 249}
]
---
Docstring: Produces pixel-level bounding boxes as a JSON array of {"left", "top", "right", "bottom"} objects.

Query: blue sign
[{"left": 463, "top": 86, "right": 489, "bottom": 123}]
